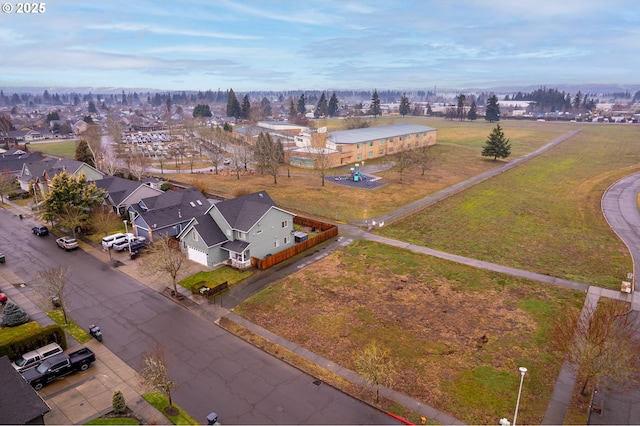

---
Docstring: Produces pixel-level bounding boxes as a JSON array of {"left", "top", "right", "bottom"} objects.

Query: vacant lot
[
  {"left": 234, "top": 240, "right": 584, "bottom": 424},
  {"left": 378, "top": 124, "right": 638, "bottom": 288}
]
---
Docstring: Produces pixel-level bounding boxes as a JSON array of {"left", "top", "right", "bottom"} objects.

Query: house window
[
  {"left": 357, "top": 143, "right": 362, "bottom": 149},
  {"left": 238, "top": 231, "right": 246, "bottom": 240},
  {"left": 368, "top": 151, "right": 374, "bottom": 158},
  {"left": 369, "top": 141, "right": 373, "bottom": 147},
  {"left": 274, "top": 240, "right": 280, "bottom": 248},
  {"left": 256, "top": 229, "right": 263, "bottom": 235},
  {"left": 379, "top": 149, "right": 384, "bottom": 155},
  {"left": 284, "top": 236, "right": 290, "bottom": 244},
  {"left": 388, "top": 147, "right": 394, "bottom": 153},
  {"left": 281, "top": 220, "right": 288, "bottom": 228},
  {"left": 356, "top": 153, "right": 362, "bottom": 160},
  {"left": 379, "top": 140, "right": 384, "bottom": 145}
]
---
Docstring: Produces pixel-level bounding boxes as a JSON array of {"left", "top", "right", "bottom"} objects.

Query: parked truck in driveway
[{"left": 21, "top": 347, "right": 96, "bottom": 390}]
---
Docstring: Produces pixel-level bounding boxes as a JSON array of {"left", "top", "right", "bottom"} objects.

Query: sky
[{"left": 1, "top": 0, "right": 639, "bottom": 92}]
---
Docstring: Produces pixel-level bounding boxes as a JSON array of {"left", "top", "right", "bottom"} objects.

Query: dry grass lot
[{"left": 233, "top": 240, "right": 584, "bottom": 424}]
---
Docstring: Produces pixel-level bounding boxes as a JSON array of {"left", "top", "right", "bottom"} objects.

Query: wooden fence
[{"left": 251, "top": 216, "right": 338, "bottom": 270}]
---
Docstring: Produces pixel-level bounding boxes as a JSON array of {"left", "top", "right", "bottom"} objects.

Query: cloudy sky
[{"left": 1, "top": 0, "right": 638, "bottom": 92}]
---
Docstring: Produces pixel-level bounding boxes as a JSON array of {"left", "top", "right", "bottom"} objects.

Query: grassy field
[
  {"left": 29, "top": 140, "right": 77, "bottom": 158},
  {"left": 233, "top": 240, "right": 584, "bottom": 424},
  {"left": 377, "top": 123, "right": 638, "bottom": 288}
]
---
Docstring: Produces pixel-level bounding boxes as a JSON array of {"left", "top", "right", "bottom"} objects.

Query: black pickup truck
[{"left": 21, "top": 347, "right": 96, "bottom": 391}]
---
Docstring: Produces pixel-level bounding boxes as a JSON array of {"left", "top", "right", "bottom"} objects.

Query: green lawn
[
  {"left": 29, "top": 140, "right": 77, "bottom": 158},
  {"left": 178, "top": 266, "right": 252, "bottom": 290},
  {"left": 142, "top": 392, "right": 198, "bottom": 425},
  {"left": 46, "top": 310, "right": 92, "bottom": 343},
  {"left": 85, "top": 417, "right": 139, "bottom": 425}
]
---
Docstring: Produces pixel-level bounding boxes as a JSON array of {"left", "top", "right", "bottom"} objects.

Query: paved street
[{"left": 0, "top": 211, "right": 395, "bottom": 425}]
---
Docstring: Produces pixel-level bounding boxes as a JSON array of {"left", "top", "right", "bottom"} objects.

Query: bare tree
[
  {"left": 81, "top": 124, "right": 103, "bottom": 169},
  {"left": 35, "top": 266, "right": 71, "bottom": 324},
  {"left": 553, "top": 299, "right": 640, "bottom": 395},
  {"left": 354, "top": 341, "right": 395, "bottom": 403},
  {"left": 129, "top": 151, "right": 149, "bottom": 181},
  {"left": 139, "top": 236, "right": 187, "bottom": 297},
  {"left": 100, "top": 146, "right": 121, "bottom": 176},
  {"left": 394, "top": 142, "right": 413, "bottom": 181},
  {"left": 0, "top": 169, "right": 17, "bottom": 204},
  {"left": 89, "top": 206, "right": 124, "bottom": 237},
  {"left": 343, "top": 116, "right": 371, "bottom": 130},
  {"left": 139, "top": 345, "right": 178, "bottom": 416},
  {"left": 412, "top": 144, "right": 436, "bottom": 176}
]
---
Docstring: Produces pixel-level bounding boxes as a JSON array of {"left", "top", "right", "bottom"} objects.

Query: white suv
[{"left": 101, "top": 233, "right": 133, "bottom": 249}]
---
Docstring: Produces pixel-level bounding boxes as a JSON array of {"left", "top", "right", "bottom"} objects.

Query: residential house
[
  {"left": 95, "top": 175, "right": 164, "bottom": 215},
  {"left": 178, "top": 190, "right": 296, "bottom": 269},
  {"left": 17, "top": 158, "right": 105, "bottom": 198},
  {"left": 128, "top": 187, "right": 212, "bottom": 241},
  {"left": 0, "top": 149, "right": 45, "bottom": 176},
  {"left": 0, "top": 356, "right": 50, "bottom": 424}
]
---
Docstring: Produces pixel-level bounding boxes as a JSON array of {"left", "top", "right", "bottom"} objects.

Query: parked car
[
  {"left": 0, "top": 252, "right": 4, "bottom": 264},
  {"left": 21, "top": 348, "right": 96, "bottom": 391},
  {"left": 101, "top": 233, "right": 132, "bottom": 249},
  {"left": 128, "top": 240, "right": 147, "bottom": 259},
  {"left": 11, "top": 343, "right": 64, "bottom": 373},
  {"left": 56, "top": 236, "right": 78, "bottom": 250},
  {"left": 112, "top": 236, "right": 146, "bottom": 252},
  {"left": 0, "top": 293, "right": 7, "bottom": 304},
  {"left": 31, "top": 225, "right": 49, "bottom": 236}
]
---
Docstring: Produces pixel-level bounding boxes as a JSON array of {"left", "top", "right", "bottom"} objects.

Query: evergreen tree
[
  {"left": 467, "top": 101, "right": 477, "bottom": 120},
  {"left": 399, "top": 94, "right": 411, "bottom": 117},
  {"left": 241, "top": 95, "right": 251, "bottom": 119},
  {"left": 456, "top": 94, "right": 466, "bottom": 120},
  {"left": 260, "top": 97, "right": 272, "bottom": 117},
  {"left": 481, "top": 124, "right": 511, "bottom": 161},
  {"left": 226, "top": 89, "right": 241, "bottom": 118},
  {"left": 88, "top": 100, "right": 97, "bottom": 113},
  {"left": 112, "top": 390, "right": 126, "bottom": 413},
  {"left": 484, "top": 95, "right": 500, "bottom": 122},
  {"left": 192, "top": 104, "right": 212, "bottom": 118},
  {"left": 0, "top": 302, "right": 30, "bottom": 327},
  {"left": 41, "top": 170, "right": 106, "bottom": 225},
  {"left": 368, "top": 90, "right": 381, "bottom": 117},
  {"left": 75, "top": 140, "right": 95, "bottom": 166},
  {"left": 314, "top": 93, "right": 328, "bottom": 118},
  {"left": 328, "top": 92, "right": 339, "bottom": 117},
  {"left": 297, "top": 94, "right": 306, "bottom": 115}
]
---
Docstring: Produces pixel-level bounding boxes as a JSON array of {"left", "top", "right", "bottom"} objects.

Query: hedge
[{"left": 0, "top": 324, "right": 67, "bottom": 360}]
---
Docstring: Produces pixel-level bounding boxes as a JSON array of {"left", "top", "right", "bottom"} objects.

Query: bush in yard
[
  {"left": 1, "top": 302, "right": 30, "bottom": 327},
  {"left": 112, "top": 389, "right": 126, "bottom": 413}
]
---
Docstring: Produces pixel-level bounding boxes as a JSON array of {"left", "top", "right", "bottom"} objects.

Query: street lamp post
[
  {"left": 123, "top": 220, "right": 128, "bottom": 234},
  {"left": 513, "top": 367, "right": 527, "bottom": 426}
]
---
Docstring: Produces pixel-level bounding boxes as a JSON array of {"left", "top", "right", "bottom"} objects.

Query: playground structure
[{"left": 350, "top": 163, "right": 366, "bottom": 182}]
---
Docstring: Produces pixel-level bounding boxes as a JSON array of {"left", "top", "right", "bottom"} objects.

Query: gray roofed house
[
  {"left": 178, "top": 190, "right": 296, "bottom": 269},
  {"left": 0, "top": 355, "right": 50, "bottom": 424},
  {"left": 17, "top": 157, "right": 105, "bottom": 196},
  {"left": 129, "top": 187, "right": 213, "bottom": 242},
  {"left": 0, "top": 149, "right": 45, "bottom": 175},
  {"left": 95, "top": 175, "right": 164, "bottom": 215}
]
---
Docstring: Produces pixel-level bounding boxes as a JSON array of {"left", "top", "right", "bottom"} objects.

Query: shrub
[
  {"left": 1, "top": 302, "right": 30, "bottom": 327},
  {"left": 112, "top": 389, "right": 126, "bottom": 413},
  {"left": 160, "top": 182, "right": 172, "bottom": 191}
]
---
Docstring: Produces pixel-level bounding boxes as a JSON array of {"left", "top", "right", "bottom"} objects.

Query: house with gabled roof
[
  {"left": 17, "top": 157, "right": 104, "bottom": 196},
  {"left": 95, "top": 175, "right": 164, "bottom": 215},
  {"left": 128, "top": 187, "right": 212, "bottom": 242},
  {"left": 177, "top": 190, "right": 296, "bottom": 269},
  {"left": 0, "top": 149, "right": 45, "bottom": 176},
  {"left": 0, "top": 355, "right": 50, "bottom": 424}
]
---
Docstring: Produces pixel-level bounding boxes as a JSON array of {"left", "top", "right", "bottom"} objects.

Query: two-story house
[{"left": 178, "top": 190, "right": 296, "bottom": 269}]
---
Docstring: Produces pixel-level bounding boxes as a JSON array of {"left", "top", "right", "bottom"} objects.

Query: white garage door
[{"left": 187, "top": 247, "right": 208, "bottom": 265}]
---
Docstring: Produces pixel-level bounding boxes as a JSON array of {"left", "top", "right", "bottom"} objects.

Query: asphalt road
[{"left": 0, "top": 211, "right": 395, "bottom": 425}]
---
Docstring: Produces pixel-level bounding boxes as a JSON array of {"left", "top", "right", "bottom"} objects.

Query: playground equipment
[{"left": 349, "top": 163, "right": 366, "bottom": 182}]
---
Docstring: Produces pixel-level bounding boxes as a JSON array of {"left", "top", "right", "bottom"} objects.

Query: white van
[
  {"left": 12, "top": 342, "right": 63, "bottom": 372},
  {"left": 102, "top": 233, "right": 132, "bottom": 249}
]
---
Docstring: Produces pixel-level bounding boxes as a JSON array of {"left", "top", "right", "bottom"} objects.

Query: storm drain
[{"left": 312, "top": 379, "right": 322, "bottom": 386}]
